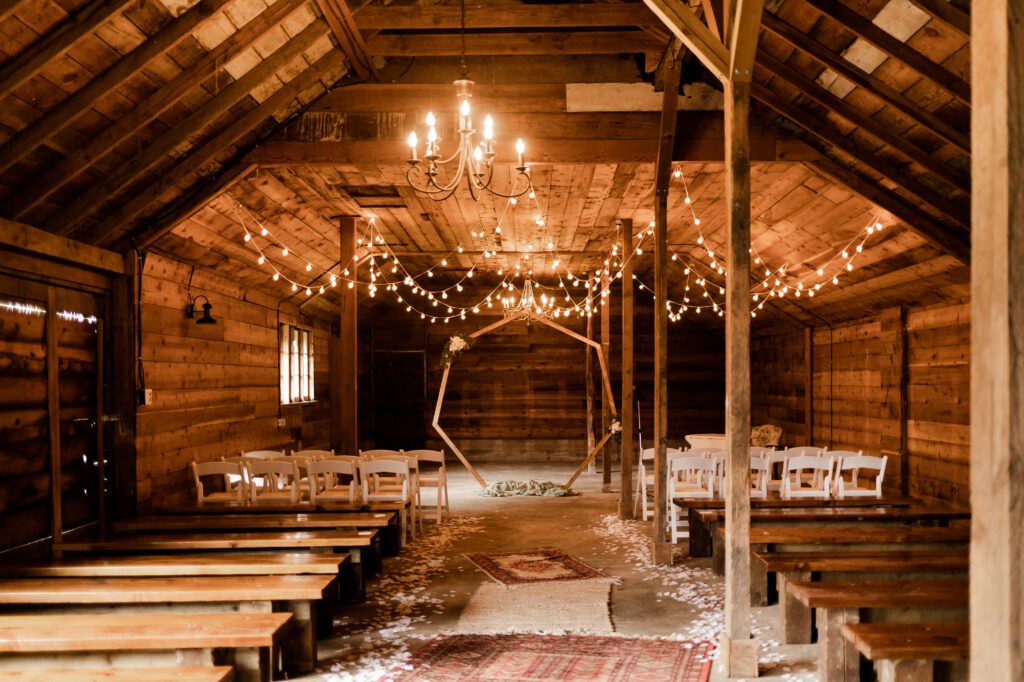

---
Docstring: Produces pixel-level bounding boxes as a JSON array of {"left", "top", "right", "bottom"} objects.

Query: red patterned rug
[
  {"left": 464, "top": 549, "right": 611, "bottom": 585},
  {"left": 382, "top": 634, "right": 714, "bottom": 681}
]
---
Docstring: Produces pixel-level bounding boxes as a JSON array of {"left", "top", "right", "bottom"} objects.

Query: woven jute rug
[
  {"left": 454, "top": 581, "right": 613, "bottom": 635},
  {"left": 382, "top": 633, "right": 714, "bottom": 681},
  {"left": 464, "top": 548, "right": 614, "bottom": 585}
]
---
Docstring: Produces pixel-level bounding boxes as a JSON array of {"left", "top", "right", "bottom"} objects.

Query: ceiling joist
[
  {"left": 351, "top": 4, "right": 660, "bottom": 30},
  {"left": 315, "top": 0, "right": 376, "bottom": 79},
  {"left": 642, "top": 0, "right": 729, "bottom": 82},
  {"left": 908, "top": 0, "right": 969, "bottom": 36},
  {"left": 363, "top": 30, "right": 663, "bottom": 56}
]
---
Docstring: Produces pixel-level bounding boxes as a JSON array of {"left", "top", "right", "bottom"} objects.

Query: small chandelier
[
  {"left": 502, "top": 278, "right": 553, "bottom": 320},
  {"left": 405, "top": 0, "right": 532, "bottom": 202}
]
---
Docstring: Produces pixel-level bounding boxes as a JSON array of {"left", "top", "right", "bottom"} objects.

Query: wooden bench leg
[
  {"left": 688, "top": 508, "right": 712, "bottom": 557},
  {"left": 383, "top": 516, "right": 401, "bottom": 556},
  {"left": 221, "top": 646, "right": 271, "bottom": 682},
  {"left": 876, "top": 659, "right": 932, "bottom": 682},
  {"left": 281, "top": 599, "right": 317, "bottom": 674},
  {"left": 398, "top": 507, "right": 408, "bottom": 547},
  {"left": 712, "top": 528, "right": 725, "bottom": 575},
  {"left": 750, "top": 543, "right": 768, "bottom": 607},
  {"left": 346, "top": 547, "right": 366, "bottom": 603},
  {"left": 778, "top": 570, "right": 812, "bottom": 644},
  {"left": 817, "top": 606, "right": 860, "bottom": 682}
]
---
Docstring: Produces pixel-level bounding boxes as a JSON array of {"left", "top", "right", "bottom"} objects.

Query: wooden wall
[
  {"left": 135, "top": 252, "right": 333, "bottom": 512},
  {"left": 751, "top": 301, "right": 970, "bottom": 506}
]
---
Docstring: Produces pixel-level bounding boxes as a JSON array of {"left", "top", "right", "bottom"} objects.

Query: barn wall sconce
[{"left": 185, "top": 295, "right": 216, "bottom": 325}]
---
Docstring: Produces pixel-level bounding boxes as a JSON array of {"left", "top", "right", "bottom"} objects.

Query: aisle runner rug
[
  {"left": 454, "top": 581, "right": 613, "bottom": 635},
  {"left": 465, "top": 549, "right": 612, "bottom": 585},
  {"left": 382, "top": 633, "right": 714, "bottom": 682}
]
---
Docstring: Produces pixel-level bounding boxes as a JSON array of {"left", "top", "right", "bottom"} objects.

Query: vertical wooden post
[
  {"left": 96, "top": 318, "right": 106, "bottom": 537},
  {"left": 620, "top": 219, "right": 635, "bottom": 518},
  {"left": 652, "top": 47, "right": 681, "bottom": 565},
  {"left": 585, "top": 273, "right": 596, "bottom": 473},
  {"left": 721, "top": 76, "right": 758, "bottom": 677},
  {"left": 110, "top": 252, "right": 137, "bottom": 520},
  {"left": 803, "top": 326, "right": 813, "bottom": 445},
  {"left": 880, "top": 307, "right": 908, "bottom": 495},
  {"left": 46, "top": 286, "right": 62, "bottom": 543},
  {"left": 971, "top": 3, "right": 1024, "bottom": 679},
  {"left": 337, "top": 216, "right": 359, "bottom": 454},
  {"left": 601, "top": 267, "right": 612, "bottom": 490}
]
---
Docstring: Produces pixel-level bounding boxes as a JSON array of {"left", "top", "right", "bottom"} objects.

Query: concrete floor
[{"left": 306, "top": 462, "right": 819, "bottom": 682}]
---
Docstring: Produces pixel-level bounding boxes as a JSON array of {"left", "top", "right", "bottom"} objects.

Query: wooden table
[
  {"left": 841, "top": 623, "right": 968, "bottom": 682},
  {"left": 787, "top": 579, "right": 968, "bottom": 682},
  {"left": 0, "top": 612, "right": 290, "bottom": 682},
  {"left": 0, "top": 553, "right": 349, "bottom": 579},
  {"left": 54, "top": 529, "right": 379, "bottom": 600},
  {"left": 0, "top": 575, "right": 334, "bottom": 674},
  {"left": 3, "top": 668, "right": 235, "bottom": 681},
  {"left": 755, "top": 549, "right": 969, "bottom": 644}
]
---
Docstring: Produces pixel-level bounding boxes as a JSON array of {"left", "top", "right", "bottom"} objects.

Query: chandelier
[
  {"left": 404, "top": 0, "right": 532, "bottom": 201},
  {"left": 502, "top": 278, "right": 553, "bottom": 320}
]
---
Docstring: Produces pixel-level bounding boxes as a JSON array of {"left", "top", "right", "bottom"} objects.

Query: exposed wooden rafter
[
  {"left": 802, "top": 0, "right": 970, "bottom": 105},
  {"left": 642, "top": 0, "right": 729, "bottom": 82},
  {"left": 727, "top": 0, "right": 765, "bottom": 81},
  {"left": 315, "top": 0, "right": 376, "bottom": 79},
  {"left": 364, "top": 30, "right": 663, "bottom": 56},
  {"left": 909, "top": 0, "right": 969, "bottom": 36},
  {"left": 3, "top": 0, "right": 308, "bottom": 220},
  {"left": 0, "top": 0, "right": 26, "bottom": 28},
  {"left": 761, "top": 11, "right": 969, "bottom": 153},
  {"left": 352, "top": 4, "right": 660, "bottom": 29}
]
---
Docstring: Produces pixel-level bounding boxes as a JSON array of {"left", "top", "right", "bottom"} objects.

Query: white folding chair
[
  {"left": 667, "top": 456, "right": 717, "bottom": 543},
  {"left": 764, "top": 450, "right": 790, "bottom": 492},
  {"left": 241, "top": 449, "right": 283, "bottom": 460},
  {"left": 832, "top": 452, "right": 885, "bottom": 498},
  {"left": 246, "top": 459, "right": 301, "bottom": 504},
  {"left": 308, "top": 458, "right": 361, "bottom": 504},
  {"left": 359, "top": 449, "right": 402, "bottom": 459},
  {"left": 407, "top": 449, "right": 449, "bottom": 523},
  {"left": 190, "top": 460, "right": 246, "bottom": 505},
  {"left": 361, "top": 458, "right": 415, "bottom": 541},
  {"left": 783, "top": 446, "right": 827, "bottom": 487},
  {"left": 749, "top": 455, "right": 769, "bottom": 499},
  {"left": 781, "top": 455, "right": 834, "bottom": 499}
]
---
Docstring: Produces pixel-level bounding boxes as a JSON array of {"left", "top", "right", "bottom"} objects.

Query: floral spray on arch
[{"left": 440, "top": 333, "right": 476, "bottom": 369}]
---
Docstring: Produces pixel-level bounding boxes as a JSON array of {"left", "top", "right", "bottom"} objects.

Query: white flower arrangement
[
  {"left": 610, "top": 420, "right": 622, "bottom": 434},
  {"left": 440, "top": 333, "right": 475, "bottom": 368}
]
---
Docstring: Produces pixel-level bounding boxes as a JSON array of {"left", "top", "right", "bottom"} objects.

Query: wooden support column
[
  {"left": 620, "top": 219, "right": 635, "bottom": 519},
  {"left": 585, "top": 273, "right": 596, "bottom": 474},
  {"left": 336, "top": 216, "right": 359, "bottom": 454},
  {"left": 970, "top": 3, "right": 1024, "bottom": 680},
  {"left": 651, "top": 47, "right": 681, "bottom": 566},
  {"left": 46, "top": 286, "right": 62, "bottom": 543},
  {"left": 721, "top": 76, "right": 758, "bottom": 680},
  {"left": 601, "top": 267, "right": 612, "bottom": 490},
  {"left": 803, "top": 327, "right": 814, "bottom": 444},
  {"left": 879, "top": 307, "right": 908, "bottom": 495}
]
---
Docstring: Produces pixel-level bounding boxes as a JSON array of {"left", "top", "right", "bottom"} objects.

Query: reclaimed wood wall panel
[{"left": 135, "top": 251, "right": 333, "bottom": 511}]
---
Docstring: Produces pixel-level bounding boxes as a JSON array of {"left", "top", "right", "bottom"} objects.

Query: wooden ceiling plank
[
  {"left": 756, "top": 52, "right": 968, "bottom": 192},
  {"left": 807, "top": 157, "right": 969, "bottom": 263},
  {"left": 728, "top": 0, "right": 765, "bottom": 81},
  {"left": 364, "top": 30, "right": 664, "bottom": 56},
  {"left": 0, "top": 0, "right": 135, "bottom": 98},
  {"left": 0, "top": 215, "right": 124, "bottom": 272},
  {"left": 0, "top": 0, "right": 236, "bottom": 178},
  {"left": 908, "top": 0, "right": 969, "bottom": 37},
  {"left": 352, "top": 4, "right": 660, "bottom": 29},
  {"left": 0, "top": 0, "right": 26, "bottom": 25},
  {"left": 314, "top": 0, "right": 375, "bottom": 79},
  {"left": 107, "top": 48, "right": 347, "bottom": 249},
  {"left": 761, "top": 11, "right": 969, "bottom": 153},
  {"left": 801, "top": 0, "right": 969, "bottom": 105},
  {"left": 46, "top": 19, "right": 331, "bottom": 238},
  {"left": 642, "top": 0, "right": 729, "bottom": 82},
  {"left": 752, "top": 82, "right": 968, "bottom": 229}
]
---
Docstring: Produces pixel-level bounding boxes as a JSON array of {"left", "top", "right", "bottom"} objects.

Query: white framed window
[{"left": 280, "top": 323, "right": 315, "bottom": 404}]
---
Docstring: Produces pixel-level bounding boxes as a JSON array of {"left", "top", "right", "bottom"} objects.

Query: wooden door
[{"left": 372, "top": 350, "right": 426, "bottom": 450}]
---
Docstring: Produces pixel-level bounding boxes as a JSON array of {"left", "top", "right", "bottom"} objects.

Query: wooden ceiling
[{"left": 0, "top": 0, "right": 973, "bottom": 327}]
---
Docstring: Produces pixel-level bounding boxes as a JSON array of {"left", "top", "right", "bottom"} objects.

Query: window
[{"left": 280, "top": 324, "right": 314, "bottom": 404}]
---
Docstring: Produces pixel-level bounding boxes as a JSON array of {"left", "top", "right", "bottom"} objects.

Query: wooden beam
[
  {"left": 315, "top": 0, "right": 375, "bottom": 80},
  {"left": 752, "top": 82, "right": 970, "bottom": 228},
  {"left": 909, "top": 0, "right": 969, "bottom": 36},
  {"left": 0, "top": 0, "right": 25, "bottom": 25},
  {"left": 0, "top": 0, "right": 234, "bottom": 177},
  {"left": 802, "top": 0, "right": 970, "bottom": 105},
  {"left": 620, "top": 219, "right": 635, "bottom": 519},
  {"left": 337, "top": 216, "right": 358, "bottom": 455},
  {"left": 353, "top": 4, "right": 659, "bottom": 29},
  {"left": 48, "top": 20, "right": 329, "bottom": 239},
  {"left": 3, "top": 0, "right": 305, "bottom": 219},
  {"left": 701, "top": 0, "right": 725, "bottom": 39},
  {"left": 109, "top": 254, "right": 137, "bottom": 519},
  {"left": 651, "top": 49, "right": 681, "bottom": 565},
  {"left": 586, "top": 275, "right": 596, "bottom": 474},
  {"left": 721, "top": 76, "right": 757, "bottom": 676},
  {"left": 0, "top": 0, "right": 134, "bottom": 97},
  {"left": 808, "top": 157, "right": 970, "bottom": 263},
  {"left": 643, "top": 0, "right": 729, "bottom": 82},
  {"left": 970, "top": 3, "right": 1024, "bottom": 679},
  {"left": 0, "top": 217, "right": 124, "bottom": 273},
  {"left": 761, "top": 11, "right": 969, "bottom": 153},
  {"left": 756, "top": 52, "right": 968, "bottom": 192},
  {"left": 601, "top": 267, "right": 612, "bottom": 490},
  {"left": 727, "top": 0, "right": 765, "bottom": 81},
  {"left": 364, "top": 30, "right": 662, "bottom": 56}
]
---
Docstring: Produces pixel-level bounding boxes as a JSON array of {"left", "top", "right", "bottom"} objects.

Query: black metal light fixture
[{"left": 185, "top": 295, "right": 216, "bottom": 325}]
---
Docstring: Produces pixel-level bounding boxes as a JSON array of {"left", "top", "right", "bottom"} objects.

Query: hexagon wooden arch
[{"left": 432, "top": 309, "right": 619, "bottom": 489}]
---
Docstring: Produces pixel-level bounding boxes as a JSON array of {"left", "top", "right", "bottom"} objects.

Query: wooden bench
[
  {"left": 2, "top": 668, "right": 234, "bottom": 681},
  {"left": 0, "top": 574, "right": 333, "bottom": 673},
  {"left": 755, "top": 550, "right": 969, "bottom": 644},
  {"left": 786, "top": 580, "right": 968, "bottom": 682},
  {"left": 54, "top": 529, "right": 379, "bottom": 600},
  {"left": 0, "top": 612, "right": 290, "bottom": 682},
  {"left": 841, "top": 623, "right": 968, "bottom": 682},
  {"left": 0, "top": 553, "right": 349, "bottom": 579}
]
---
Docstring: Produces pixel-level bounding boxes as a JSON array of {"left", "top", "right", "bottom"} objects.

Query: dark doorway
[{"left": 372, "top": 350, "right": 427, "bottom": 451}]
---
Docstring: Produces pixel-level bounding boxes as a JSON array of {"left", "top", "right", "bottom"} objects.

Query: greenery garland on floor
[{"left": 477, "top": 480, "right": 576, "bottom": 497}]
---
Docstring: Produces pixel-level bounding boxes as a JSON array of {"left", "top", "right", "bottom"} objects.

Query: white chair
[
  {"left": 359, "top": 449, "right": 402, "bottom": 459},
  {"left": 241, "top": 449, "right": 283, "bottom": 459},
  {"left": 704, "top": 450, "right": 726, "bottom": 492},
  {"left": 833, "top": 452, "right": 886, "bottom": 498},
  {"left": 667, "top": 456, "right": 717, "bottom": 543},
  {"left": 749, "top": 456, "right": 769, "bottom": 499},
  {"left": 308, "top": 458, "right": 361, "bottom": 504},
  {"left": 190, "top": 460, "right": 246, "bottom": 505},
  {"left": 764, "top": 450, "right": 790, "bottom": 492},
  {"left": 361, "top": 458, "right": 415, "bottom": 541},
  {"left": 783, "top": 446, "right": 827, "bottom": 487},
  {"left": 368, "top": 452, "right": 422, "bottom": 532},
  {"left": 749, "top": 446, "right": 775, "bottom": 458},
  {"left": 634, "top": 447, "right": 655, "bottom": 519},
  {"left": 781, "top": 455, "right": 834, "bottom": 499},
  {"left": 246, "top": 459, "right": 301, "bottom": 504},
  {"left": 407, "top": 449, "right": 449, "bottom": 523}
]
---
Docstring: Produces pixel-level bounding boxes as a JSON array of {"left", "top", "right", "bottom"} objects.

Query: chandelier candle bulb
[{"left": 408, "top": 132, "right": 418, "bottom": 160}]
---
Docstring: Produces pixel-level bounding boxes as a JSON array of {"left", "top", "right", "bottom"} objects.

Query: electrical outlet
[
  {"left": 277, "top": 417, "right": 287, "bottom": 428},
  {"left": 144, "top": 389, "right": 153, "bottom": 405}
]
